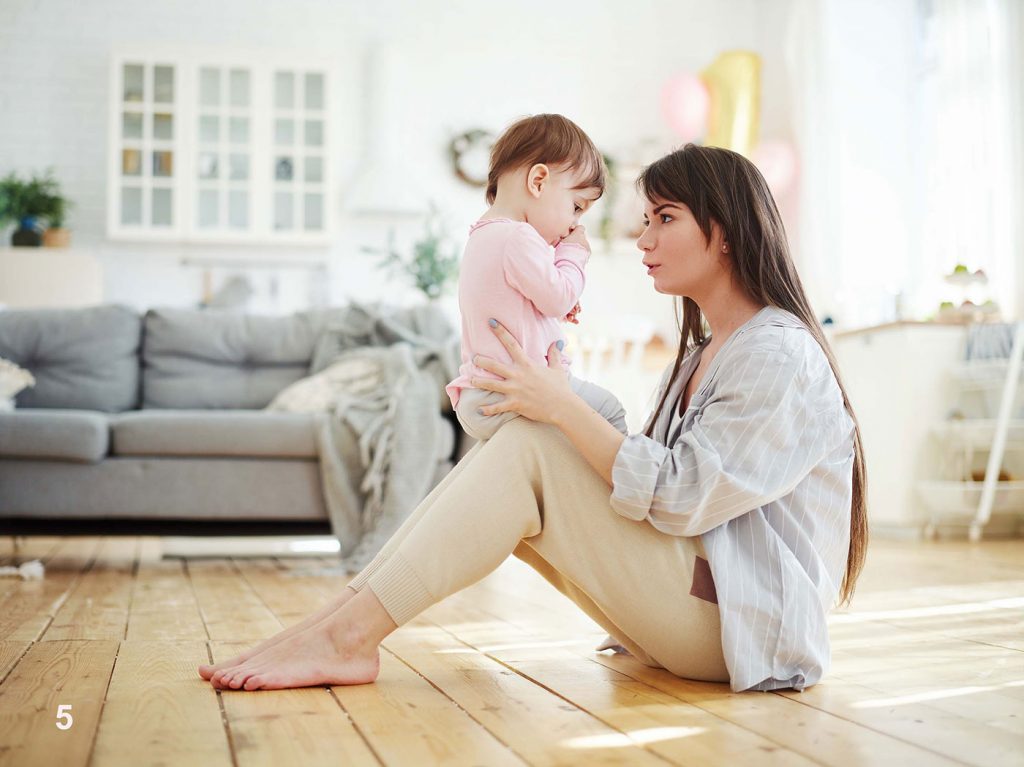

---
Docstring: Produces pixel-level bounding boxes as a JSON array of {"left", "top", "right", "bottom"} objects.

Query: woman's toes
[
  {"left": 198, "top": 663, "right": 214, "bottom": 679},
  {"left": 229, "top": 670, "right": 252, "bottom": 689},
  {"left": 243, "top": 674, "right": 264, "bottom": 691}
]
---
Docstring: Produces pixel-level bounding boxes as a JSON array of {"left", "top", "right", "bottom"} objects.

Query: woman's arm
[
  {"left": 550, "top": 394, "right": 626, "bottom": 486},
  {"left": 470, "top": 320, "right": 625, "bottom": 484},
  {"left": 610, "top": 345, "right": 853, "bottom": 536}
]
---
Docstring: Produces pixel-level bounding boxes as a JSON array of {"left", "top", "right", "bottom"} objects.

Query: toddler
[{"left": 445, "top": 113, "right": 628, "bottom": 440}]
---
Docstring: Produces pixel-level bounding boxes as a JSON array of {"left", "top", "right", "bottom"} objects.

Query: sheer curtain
[
  {"left": 785, "top": 0, "right": 1022, "bottom": 326},
  {"left": 919, "top": 0, "right": 1022, "bottom": 321}
]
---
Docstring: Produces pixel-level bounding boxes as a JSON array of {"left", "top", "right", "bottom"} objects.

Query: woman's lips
[{"left": 646, "top": 264, "right": 660, "bottom": 274}]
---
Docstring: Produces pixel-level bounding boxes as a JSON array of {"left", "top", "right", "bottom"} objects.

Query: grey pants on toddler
[{"left": 456, "top": 374, "right": 629, "bottom": 440}]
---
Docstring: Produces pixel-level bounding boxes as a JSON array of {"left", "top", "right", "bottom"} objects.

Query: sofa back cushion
[
  {"left": 142, "top": 307, "right": 317, "bottom": 408},
  {"left": 0, "top": 304, "right": 142, "bottom": 412}
]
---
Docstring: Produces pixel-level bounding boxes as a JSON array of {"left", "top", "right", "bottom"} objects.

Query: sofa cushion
[
  {"left": 0, "top": 304, "right": 142, "bottom": 412},
  {"left": 110, "top": 409, "right": 318, "bottom": 457},
  {"left": 0, "top": 409, "right": 109, "bottom": 463},
  {"left": 142, "top": 308, "right": 318, "bottom": 409}
]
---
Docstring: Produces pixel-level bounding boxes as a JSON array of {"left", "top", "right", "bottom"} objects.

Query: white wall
[{"left": 0, "top": 0, "right": 794, "bottom": 314}]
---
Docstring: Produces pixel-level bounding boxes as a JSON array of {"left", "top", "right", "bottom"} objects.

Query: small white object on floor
[{"left": 0, "top": 559, "right": 45, "bottom": 580}]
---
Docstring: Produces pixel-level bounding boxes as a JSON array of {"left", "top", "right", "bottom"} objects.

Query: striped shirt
[{"left": 610, "top": 306, "right": 856, "bottom": 692}]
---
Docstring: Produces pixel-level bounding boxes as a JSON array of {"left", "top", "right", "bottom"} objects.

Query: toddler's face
[{"left": 527, "top": 165, "right": 601, "bottom": 246}]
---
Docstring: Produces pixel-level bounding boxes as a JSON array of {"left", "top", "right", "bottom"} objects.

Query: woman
[{"left": 198, "top": 144, "right": 867, "bottom": 693}]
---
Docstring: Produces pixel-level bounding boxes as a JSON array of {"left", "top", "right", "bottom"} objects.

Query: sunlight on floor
[
  {"left": 852, "top": 679, "right": 1024, "bottom": 708},
  {"left": 561, "top": 726, "right": 706, "bottom": 749},
  {"left": 829, "top": 596, "right": 1024, "bottom": 623},
  {"left": 433, "top": 638, "right": 598, "bottom": 654}
]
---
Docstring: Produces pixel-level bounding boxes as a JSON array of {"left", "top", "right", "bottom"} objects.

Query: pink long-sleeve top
[{"left": 445, "top": 218, "right": 589, "bottom": 409}]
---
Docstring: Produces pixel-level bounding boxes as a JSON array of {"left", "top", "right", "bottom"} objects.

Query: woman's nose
[{"left": 636, "top": 230, "right": 653, "bottom": 252}]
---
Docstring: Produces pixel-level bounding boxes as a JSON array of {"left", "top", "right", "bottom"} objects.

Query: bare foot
[
  {"left": 211, "top": 621, "right": 380, "bottom": 691},
  {"left": 198, "top": 586, "right": 356, "bottom": 681}
]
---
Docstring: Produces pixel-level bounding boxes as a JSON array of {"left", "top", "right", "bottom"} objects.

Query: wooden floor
[{"left": 0, "top": 536, "right": 1021, "bottom": 766}]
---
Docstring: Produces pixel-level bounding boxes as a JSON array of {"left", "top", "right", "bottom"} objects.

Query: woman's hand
[{"left": 470, "top": 319, "right": 574, "bottom": 425}]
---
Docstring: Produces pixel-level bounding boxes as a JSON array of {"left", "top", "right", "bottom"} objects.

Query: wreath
[{"left": 448, "top": 129, "right": 494, "bottom": 188}]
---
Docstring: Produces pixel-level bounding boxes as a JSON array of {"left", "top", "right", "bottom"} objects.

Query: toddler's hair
[{"left": 486, "top": 114, "right": 606, "bottom": 205}]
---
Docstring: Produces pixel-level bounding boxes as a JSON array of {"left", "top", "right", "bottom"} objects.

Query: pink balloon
[
  {"left": 751, "top": 140, "right": 798, "bottom": 194},
  {"left": 661, "top": 73, "right": 710, "bottom": 142}
]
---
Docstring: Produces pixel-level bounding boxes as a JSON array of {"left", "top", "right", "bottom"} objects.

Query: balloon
[
  {"left": 660, "top": 72, "right": 710, "bottom": 142},
  {"left": 752, "top": 140, "right": 798, "bottom": 194},
  {"left": 700, "top": 51, "right": 762, "bottom": 156}
]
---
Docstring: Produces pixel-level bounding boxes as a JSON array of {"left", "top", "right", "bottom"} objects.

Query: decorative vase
[
  {"left": 11, "top": 216, "right": 42, "bottom": 247},
  {"left": 42, "top": 227, "right": 70, "bottom": 247}
]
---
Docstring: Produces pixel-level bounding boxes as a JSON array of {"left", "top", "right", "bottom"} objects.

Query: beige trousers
[{"left": 347, "top": 418, "right": 729, "bottom": 683}]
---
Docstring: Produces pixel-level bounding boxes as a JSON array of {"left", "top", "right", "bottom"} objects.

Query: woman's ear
[{"left": 526, "top": 163, "right": 549, "bottom": 199}]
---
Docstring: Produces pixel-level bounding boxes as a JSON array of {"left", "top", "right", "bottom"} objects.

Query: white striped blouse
[{"left": 610, "top": 306, "right": 856, "bottom": 692}]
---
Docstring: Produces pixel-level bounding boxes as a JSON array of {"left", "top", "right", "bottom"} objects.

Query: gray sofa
[{"left": 0, "top": 304, "right": 469, "bottom": 524}]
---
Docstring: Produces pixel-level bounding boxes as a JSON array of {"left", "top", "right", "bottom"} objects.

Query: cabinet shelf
[
  {"left": 931, "top": 419, "right": 1024, "bottom": 450},
  {"left": 918, "top": 480, "right": 1024, "bottom": 516}
]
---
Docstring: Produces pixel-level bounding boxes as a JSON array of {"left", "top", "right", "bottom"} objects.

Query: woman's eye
[
  {"left": 574, "top": 204, "right": 582, "bottom": 213},
  {"left": 642, "top": 219, "right": 650, "bottom": 227},
  {"left": 660, "top": 214, "right": 673, "bottom": 224}
]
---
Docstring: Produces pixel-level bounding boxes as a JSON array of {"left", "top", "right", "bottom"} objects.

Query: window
[{"left": 108, "top": 49, "right": 335, "bottom": 244}]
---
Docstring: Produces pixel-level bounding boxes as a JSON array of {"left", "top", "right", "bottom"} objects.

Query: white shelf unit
[
  {"left": 920, "top": 322, "right": 1024, "bottom": 540},
  {"left": 106, "top": 46, "right": 338, "bottom": 245}
]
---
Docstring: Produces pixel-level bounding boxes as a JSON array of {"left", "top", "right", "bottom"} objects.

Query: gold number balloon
[{"left": 700, "top": 51, "right": 762, "bottom": 157}]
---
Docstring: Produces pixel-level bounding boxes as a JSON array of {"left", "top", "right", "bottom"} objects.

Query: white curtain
[
  {"left": 919, "top": 0, "right": 1021, "bottom": 321},
  {"left": 785, "top": 0, "right": 1023, "bottom": 326}
]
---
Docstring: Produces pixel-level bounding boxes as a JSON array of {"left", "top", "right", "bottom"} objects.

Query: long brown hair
[{"left": 638, "top": 144, "right": 867, "bottom": 607}]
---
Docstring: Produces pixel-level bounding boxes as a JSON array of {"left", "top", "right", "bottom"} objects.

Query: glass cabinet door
[
  {"left": 195, "top": 65, "right": 253, "bottom": 232},
  {"left": 272, "top": 69, "right": 326, "bottom": 234},
  {"left": 118, "top": 61, "right": 177, "bottom": 229}
]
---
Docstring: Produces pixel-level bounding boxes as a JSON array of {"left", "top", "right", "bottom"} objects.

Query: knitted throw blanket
[{"left": 306, "top": 301, "right": 461, "bottom": 573}]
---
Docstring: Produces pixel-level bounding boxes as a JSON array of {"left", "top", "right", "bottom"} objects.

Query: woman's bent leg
[{"left": 363, "top": 418, "right": 727, "bottom": 684}]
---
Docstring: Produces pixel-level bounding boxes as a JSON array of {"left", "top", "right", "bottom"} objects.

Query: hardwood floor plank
[
  {"left": 0, "top": 643, "right": 30, "bottom": 686},
  {"left": 426, "top": 594, "right": 818, "bottom": 767},
  {"left": 0, "top": 639, "right": 118, "bottom": 767},
  {"left": 127, "top": 558, "right": 208, "bottom": 642},
  {"left": 776, "top": 679, "right": 1024, "bottom": 767},
  {"left": 461, "top": 566, "right": 964, "bottom": 767},
  {"left": 42, "top": 538, "right": 138, "bottom": 641},
  {"left": 383, "top": 618, "right": 668, "bottom": 766},
  {"left": 333, "top": 649, "right": 527, "bottom": 767},
  {"left": 185, "top": 559, "right": 283, "bottom": 641},
  {"left": 0, "top": 538, "right": 102, "bottom": 643},
  {"left": 91, "top": 641, "right": 232, "bottom": 767}
]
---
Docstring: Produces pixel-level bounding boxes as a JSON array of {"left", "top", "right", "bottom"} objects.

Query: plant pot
[
  {"left": 11, "top": 216, "right": 42, "bottom": 247},
  {"left": 43, "top": 227, "right": 70, "bottom": 247}
]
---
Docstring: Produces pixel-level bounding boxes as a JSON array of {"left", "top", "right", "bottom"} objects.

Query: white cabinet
[
  {"left": 107, "top": 48, "right": 336, "bottom": 244},
  {"left": 832, "top": 322, "right": 968, "bottom": 537}
]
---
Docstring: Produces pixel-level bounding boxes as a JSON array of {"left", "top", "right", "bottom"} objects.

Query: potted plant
[
  {"left": 364, "top": 204, "right": 460, "bottom": 301},
  {"left": 41, "top": 184, "right": 71, "bottom": 247},
  {"left": 0, "top": 169, "right": 72, "bottom": 247}
]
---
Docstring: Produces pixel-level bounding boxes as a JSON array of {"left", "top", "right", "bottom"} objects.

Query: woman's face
[{"left": 636, "top": 196, "right": 730, "bottom": 299}]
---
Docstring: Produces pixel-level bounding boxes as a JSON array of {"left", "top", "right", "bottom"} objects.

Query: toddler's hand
[
  {"left": 560, "top": 224, "right": 590, "bottom": 252},
  {"left": 564, "top": 301, "right": 582, "bottom": 324}
]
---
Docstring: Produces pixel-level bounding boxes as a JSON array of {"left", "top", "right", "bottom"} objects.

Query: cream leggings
[{"left": 346, "top": 418, "right": 729, "bottom": 683}]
